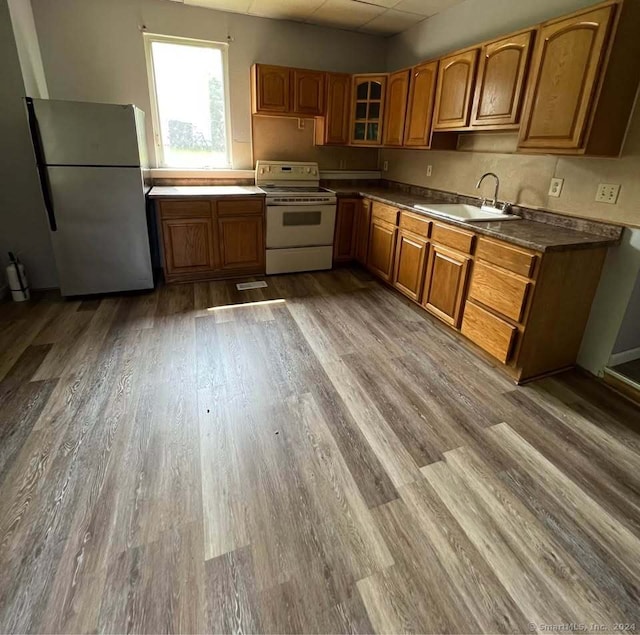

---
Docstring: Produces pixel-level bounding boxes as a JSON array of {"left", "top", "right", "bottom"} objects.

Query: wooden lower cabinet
[
  {"left": 393, "top": 230, "right": 429, "bottom": 302},
  {"left": 161, "top": 216, "right": 216, "bottom": 277},
  {"left": 218, "top": 215, "right": 264, "bottom": 271},
  {"left": 461, "top": 300, "right": 517, "bottom": 363},
  {"left": 354, "top": 199, "right": 372, "bottom": 265},
  {"left": 422, "top": 244, "right": 470, "bottom": 327},
  {"left": 367, "top": 218, "right": 397, "bottom": 281},
  {"left": 333, "top": 198, "right": 358, "bottom": 262},
  {"left": 158, "top": 197, "right": 265, "bottom": 283}
]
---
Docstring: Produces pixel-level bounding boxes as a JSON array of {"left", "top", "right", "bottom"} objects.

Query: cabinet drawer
[
  {"left": 432, "top": 222, "right": 474, "bottom": 253},
  {"left": 399, "top": 212, "right": 431, "bottom": 238},
  {"left": 371, "top": 201, "right": 399, "bottom": 225},
  {"left": 217, "top": 198, "right": 264, "bottom": 216},
  {"left": 159, "top": 200, "right": 211, "bottom": 219},
  {"left": 476, "top": 237, "right": 537, "bottom": 277},
  {"left": 461, "top": 300, "right": 516, "bottom": 364},
  {"left": 469, "top": 261, "right": 530, "bottom": 322}
]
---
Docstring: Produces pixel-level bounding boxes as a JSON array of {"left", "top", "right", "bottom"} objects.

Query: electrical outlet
[
  {"left": 383, "top": 160, "right": 389, "bottom": 172},
  {"left": 426, "top": 165, "right": 433, "bottom": 177},
  {"left": 548, "top": 177, "right": 564, "bottom": 198},
  {"left": 596, "top": 183, "right": 620, "bottom": 204}
]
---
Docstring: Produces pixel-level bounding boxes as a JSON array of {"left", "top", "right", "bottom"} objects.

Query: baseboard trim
[
  {"left": 609, "top": 346, "right": 640, "bottom": 367},
  {"left": 603, "top": 367, "right": 640, "bottom": 406}
]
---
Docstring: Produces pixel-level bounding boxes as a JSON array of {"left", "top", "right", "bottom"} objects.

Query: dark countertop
[
  {"left": 148, "top": 185, "right": 265, "bottom": 198},
  {"left": 330, "top": 187, "right": 621, "bottom": 252}
]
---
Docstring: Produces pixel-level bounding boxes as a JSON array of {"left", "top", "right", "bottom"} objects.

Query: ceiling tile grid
[{"left": 179, "top": 0, "right": 465, "bottom": 37}]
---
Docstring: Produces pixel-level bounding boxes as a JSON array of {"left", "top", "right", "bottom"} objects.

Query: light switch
[
  {"left": 383, "top": 161, "right": 389, "bottom": 171},
  {"left": 426, "top": 165, "right": 433, "bottom": 177}
]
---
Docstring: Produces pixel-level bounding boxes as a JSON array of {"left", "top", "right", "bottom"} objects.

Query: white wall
[
  {"left": 30, "top": 0, "right": 387, "bottom": 170},
  {"left": 7, "top": 0, "right": 48, "bottom": 98},
  {"left": 0, "top": 0, "right": 56, "bottom": 289}
]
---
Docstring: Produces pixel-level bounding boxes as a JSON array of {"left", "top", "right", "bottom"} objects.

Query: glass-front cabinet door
[{"left": 351, "top": 74, "right": 387, "bottom": 145}]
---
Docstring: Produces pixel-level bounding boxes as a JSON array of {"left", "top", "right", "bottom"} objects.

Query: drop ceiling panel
[
  {"left": 181, "top": 0, "right": 465, "bottom": 36},
  {"left": 249, "top": 0, "right": 324, "bottom": 20},
  {"left": 185, "top": 0, "right": 253, "bottom": 12},
  {"left": 393, "top": 0, "right": 464, "bottom": 17},
  {"left": 310, "top": 0, "right": 385, "bottom": 28},
  {"left": 359, "top": 8, "right": 424, "bottom": 35}
]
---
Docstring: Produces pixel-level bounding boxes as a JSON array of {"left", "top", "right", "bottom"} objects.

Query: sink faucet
[{"left": 476, "top": 172, "right": 500, "bottom": 208}]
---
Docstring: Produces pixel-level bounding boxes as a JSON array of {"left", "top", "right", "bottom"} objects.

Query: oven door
[{"left": 266, "top": 204, "right": 336, "bottom": 248}]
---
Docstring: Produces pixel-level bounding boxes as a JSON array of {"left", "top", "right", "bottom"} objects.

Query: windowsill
[{"left": 148, "top": 168, "right": 255, "bottom": 179}]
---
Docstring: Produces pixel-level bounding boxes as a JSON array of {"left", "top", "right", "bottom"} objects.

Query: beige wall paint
[
  {"left": 252, "top": 116, "right": 378, "bottom": 170},
  {"left": 30, "top": 0, "right": 386, "bottom": 170},
  {"left": 380, "top": 99, "right": 640, "bottom": 228},
  {"left": 0, "top": 0, "right": 56, "bottom": 288}
]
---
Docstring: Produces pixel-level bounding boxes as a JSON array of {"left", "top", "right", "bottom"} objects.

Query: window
[{"left": 144, "top": 34, "right": 231, "bottom": 169}]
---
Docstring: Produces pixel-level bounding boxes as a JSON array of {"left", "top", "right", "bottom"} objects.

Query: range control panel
[{"left": 256, "top": 160, "right": 319, "bottom": 186}]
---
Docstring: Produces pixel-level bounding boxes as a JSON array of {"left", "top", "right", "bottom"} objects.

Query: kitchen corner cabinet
[
  {"left": 157, "top": 197, "right": 265, "bottom": 283},
  {"left": 333, "top": 198, "right": 358, "bottom": 262},
  {"left": 470, "top": 30, "right": 533, "bottom": 128},
  {"left": 316, "top": 73, "right": 351, "bottom": 145},
  {"left": 518, "top": 0, "right": 640, "bottom": 155},
  {"left": 403, "top": 60, "right": 439, "bottom": 147},
  {"left": 382, "top": 70, "right": 410, "bottom": 147},
  {"left": 351, "top": 75, "right": 387, "bottom": 145},
  {"left": 433, "top": 48, "right": 479, "bottom": 130}
]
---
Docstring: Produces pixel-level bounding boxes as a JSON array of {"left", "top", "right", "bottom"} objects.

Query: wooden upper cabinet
[
  {"left": 253, "top": 64, "right": 290, "bottom": 114},
  {"left": 403, "top": 60, "right": 439, "bottom": 147},
  {"left": 317, "top": 73, "right": 351, "bottom": 145},
  {"left": 351, "top": 75, "right": 387, "bottom": 145},
  {"left": 470, "top": 30, "right": 534, "bottom": 128},
  {"left": 518, "top": 5, "right": 615, "bottom": 151},
  {"left": 433, "top": 48, "right": 479, "bottom": 130},
  {"left": 292, "top": 69, "right": 324, "bottom": 116},
  {"left": 382, "top": 70, "right": 410, "bottom": 147}
]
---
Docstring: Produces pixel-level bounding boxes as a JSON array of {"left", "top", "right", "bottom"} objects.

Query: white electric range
[{"left": 256, "top": 160, "right": 337, "bottom": 275}]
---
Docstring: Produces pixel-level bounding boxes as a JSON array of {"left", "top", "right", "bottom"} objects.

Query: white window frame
[{"left": 143, "top": 33, "right": 233, "bottom": 169}]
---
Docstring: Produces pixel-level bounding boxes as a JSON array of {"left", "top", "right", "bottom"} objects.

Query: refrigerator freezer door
[
  {"left": 31, "top": 98, "right": 142, "bottom": 167},
  {"left": 47, "top": 166, "right": 153, "bottom": 296}
]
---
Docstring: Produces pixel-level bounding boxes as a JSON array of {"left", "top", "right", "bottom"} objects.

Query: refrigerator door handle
[{"left": 26, "top": 98, "right": 57, "bottom": 231}]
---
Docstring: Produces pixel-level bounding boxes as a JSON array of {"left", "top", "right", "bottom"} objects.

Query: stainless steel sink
[{"left": 413, "top": 203, "right": 520, "bottom": 223}]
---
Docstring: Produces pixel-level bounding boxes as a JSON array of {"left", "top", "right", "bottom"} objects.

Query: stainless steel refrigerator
[{"left": 26, "top": 97, "right": 154, "bottom": 297}]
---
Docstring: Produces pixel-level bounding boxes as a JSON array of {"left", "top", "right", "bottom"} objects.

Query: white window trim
[{"left": 143, "top": 32, "right": 233, "bottom": 169}]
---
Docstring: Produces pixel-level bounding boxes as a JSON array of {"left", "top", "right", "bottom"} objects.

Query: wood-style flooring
[{"left": 1, "top": 267, "right": 639, "bottom": 634}]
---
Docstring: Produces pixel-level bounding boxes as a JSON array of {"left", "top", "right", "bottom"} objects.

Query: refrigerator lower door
[{"left": 47, "top": 166, "right": 153, "bottom": 296}]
